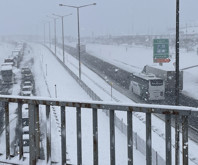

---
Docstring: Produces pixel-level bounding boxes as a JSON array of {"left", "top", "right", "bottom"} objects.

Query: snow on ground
[{"left": 29, "top": 43, "right": 146, "bottom": 165}]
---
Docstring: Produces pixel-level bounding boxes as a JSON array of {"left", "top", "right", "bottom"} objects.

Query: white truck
[{"left": 1, "top": 64, "right": 14, "bottom": 85}]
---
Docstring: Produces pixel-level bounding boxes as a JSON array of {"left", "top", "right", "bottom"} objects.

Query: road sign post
[{"left": 153, "top": 39, "right": 169, "bottom": 63}]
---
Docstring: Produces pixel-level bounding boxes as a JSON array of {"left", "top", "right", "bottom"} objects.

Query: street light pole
[
  {"left": 53, "top": 13, "right": 72, "bottom": 64},
  {"left": 59, "top": 3, "right": 96, "bottom": 79},
  {"left": 62, "top": 16, "right": 65, "bottom": 63},
  {"left": 48, "top": 21, "right": 51, "bottom": 49},
  {"left": 61, "top": 17, "right": 65, "bottom": 64},
  {"left": 47, "top": 16, "right": 58, "bottom": 56},
  {"left": 77, "top": 8, "right": 81, "bottom": 79},
  {"left": 54, "top": 18, "right": 57, "bottom": 56},
  {"left": 43, "top": 23, "right": 46, "bottom": 45},
  {"left": 43, "top": 21, "right": 51, "bottom": 48}
]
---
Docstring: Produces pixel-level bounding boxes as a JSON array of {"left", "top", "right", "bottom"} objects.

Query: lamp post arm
[
  {"left": 79, "top": 3, "right": 96, "bottom": 8},
  {"left": 59, "top": 4, "right": 77, "bottom": 8},
  {"left": 53, "top": 13, "right": 72, "bottom": 19},
  {"left": 63, "top": 13, "right": 72, "bottom": 17},
  {"left": 59, "top": 3, "right": 96, "bottom": 9}
]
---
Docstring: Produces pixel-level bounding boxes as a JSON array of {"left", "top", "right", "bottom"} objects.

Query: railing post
[
  {"left": 35, "top": 104, "right": 40, "bottom": 160},
  {"left": 93, "top": 108, "right": 98, "bottom": 165},
  {"left": 76, "top": 107, "right": 82, "bottom": 165},
  {"left": 146, "top": 112, "right": 151, "bottom": 165},
  {"left": 46, "top": 105, "right": 51, "bottom": 163},
  {"left": 182, "top": 115, "right": 188, "bottom": 165},
  {"left": 18, "top": 102, "right": 23, "bottom": 159},
  {"left": 110, "top": 109, "right": 115, "bottom": 165},
  {"left": 29, "top": 104, "right": 36, "bottom": 165},
  {"left": 175, "top": 115, "right": 180, "bottom": 165},
  {"left": 156, "top": 151, "right": 158, "bottom": 165},
  {"left": 165, "top": 114, "right": 171, "bottom": 165},
  {"left": 135, "top": 132, "right": 138, "bottom": 149},
  {"left": 4, "top": 102, "right": 10, "bottom": 159},
  {"left": 127, "top": 111, "right": 133, "bottom": 165},
  {"left": 61, "top": 106, "right": 66, "bottom": 165}
]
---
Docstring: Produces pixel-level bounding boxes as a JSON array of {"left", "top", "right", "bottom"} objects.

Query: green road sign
[{"left": 153, "top": 39, "right": 169, "bottom": 63}]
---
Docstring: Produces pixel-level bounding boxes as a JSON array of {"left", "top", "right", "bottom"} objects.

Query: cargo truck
[{"left": 1, "top": 64, "right": 14, "bottom": 85}]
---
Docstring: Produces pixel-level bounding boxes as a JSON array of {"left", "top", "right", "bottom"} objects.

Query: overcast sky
[{"left": 0, "top": 0, "right": 198, "bottom": 37}]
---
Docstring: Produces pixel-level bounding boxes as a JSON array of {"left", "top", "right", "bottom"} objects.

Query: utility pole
[
  {"left": 175, "top": 0, "right": 180, "bottom": 164},
  {"left": 43, "top": 23, "right": 46, "bottom": 45}
]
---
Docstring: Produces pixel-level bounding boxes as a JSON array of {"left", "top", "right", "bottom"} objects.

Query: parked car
[
  {"left": 23, "top": 126, "right": 29, "bottom": 134},
  {"left": 22, "top": 81, "right": 33, "bottom": 91},
  {"left": 21, "top": 86, "right": 32, "bottom": 96},
  {"left": 4, "top": 58, "right": 16, "bottom": 67},
  {"left": 21, "top": 67, "right": 31, "bottom": 75},
  {"left": 23, "top": 134, "right": 29, "bottom": 153}
]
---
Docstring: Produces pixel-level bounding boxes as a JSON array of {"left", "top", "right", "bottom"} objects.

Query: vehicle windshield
[
  {"left": 22, "top": 88, "right": 31, "bottom": 91},
  {"left": 24, "top": 83, "right": 31, "bottom": 86}
]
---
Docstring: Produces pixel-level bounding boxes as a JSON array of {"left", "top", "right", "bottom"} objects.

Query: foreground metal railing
[{"left": 0, "top": 95, "right": 197, "bottom": 165}]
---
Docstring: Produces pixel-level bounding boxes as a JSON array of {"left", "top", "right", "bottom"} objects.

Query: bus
[
  {"left": 142, "top": 65, "right": 183, "bottom": 94},
  {"left": 129, "top": 73, "right": 165, "bottom": 101}
]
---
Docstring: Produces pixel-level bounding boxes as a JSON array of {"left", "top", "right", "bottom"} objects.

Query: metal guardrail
[
  {"left": 43, "top": 44, "right": 102, "bottom": 102},
  {"left": 0, "top": 95, "right": 197, "bottom": 165}
]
